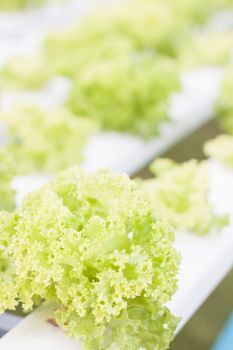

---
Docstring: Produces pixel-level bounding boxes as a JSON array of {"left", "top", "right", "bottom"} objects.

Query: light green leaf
[{"left": 0, "top": 167, "right": 180, "bottom": 350}]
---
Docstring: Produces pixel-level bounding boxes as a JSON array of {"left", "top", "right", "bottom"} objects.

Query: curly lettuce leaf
[
  {"left": 0, "top": 167, "right": 180, "bottom": 350},
  {"left": 67, "top": 55, "right": 180, "bottom": 137},
  {"left": 204, "top": 134, "right": 233, "bottom": 168},
  {"left": 55, "top": 297, "right": 178, "bottom": 350},
  {"left": 0, "top": 105, "right": 97, "bottom": 174},
  {"left": 0, "top": 211, "right": 19, "bottom": 312},
  {"left": 140, "top": 159, "right": 228, "bottom": 235}
]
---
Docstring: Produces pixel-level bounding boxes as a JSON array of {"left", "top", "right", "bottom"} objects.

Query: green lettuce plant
[
  {"left": 45, "top": 0, "right": 232, "bottom": 69},
  {"left": 0, "top": 150, "right": 16, "bottom": 211},
  {"left": 0, "top": 1, "right": 183, "bottom": 90},
  {"left": 0, "top": 38, "right": 134, "bottom": 90},
  {"left": 0, "top": 54, "right": 51, "bottom": 90},
  {"left": 0, "top": 167, "right": 180, "bottom": 350},
  {"left": 44, "top": 35, "right": 136, "bottom": 80},
  {"left": 166, "top": 0, "right": 233, "bottom": 24},
  {"left": 0, "top": 211, "right": 18, "bottom": 311},
  {"left": 0, "top": 0, "right": 47, "bottom": 11},
  {"left": 0, "top": 0, "right": 192, "bottom": 89},
  {"left": 45, "top": 0, "right": 228, "bottom": 77},
  {"left": 44, "top": 0, "right": 187, "bottom": 59},
  {"left": 67, "top": 55, "right": 180, "bottom": 137},
  {"left": 178, "top": 32, "right": 233, "bottom": 68},
  {"left": 204, "top": 134, "right": 233, "bottom": 168},
  {"left": 1, "top": 0, "right": 232, "bottom": 87},
  {"left": 140, "top": 158, "right": 228, "bottom": 235},
  {"left": 0, "top": 105, "right": 97, "bottom": 174}
]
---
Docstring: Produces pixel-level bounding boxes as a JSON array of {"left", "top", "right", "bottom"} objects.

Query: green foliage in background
[
  {"left": 34, "top": 0, "right": 233, "bottom": 80},
  {"left": 0, "top": 106, "right": 97, "bottom": 174},
  {"left": 0, "top": 55, "right": 51, "bottom": 90},
  {"left": 0, "top": 0, "right": 185, "bottom": 89},
  {"left": 0, "top": 0, "right": 232, "bottom": 138},
  {"left": 1, "top": 0, "right": 232, "bottom": 84},
  {"left": 167, "top": 0, "right": 233, "bottom": 23},
  {"left": 178, "top": 32, "right": 233, "bottom": 68},
  {"left": 0, "top": 167, "right": 180, "bottom": 350},
  {"left": 204, "top": 134, "right": 233, "bottom": 168},
  {"left": 45, "top": 0, "right": 186, "bottom": 62},
  {"left": 44, "top": 34, "right": 136, "bottom": 80},
  {"left": 67, "top": 55, "right": 180, "bottom": 138},
  {"left": 217, "top": 66, "right": 233, "bottom": 134},
  {"left": 0, "top": 0, "right": 47, "bottom": 11},
  {"left": 140, "top": 159, "right": 228, "bottom": 235},
  {"left": 0, "top": 150, "right": 15, "bottom": 211}
]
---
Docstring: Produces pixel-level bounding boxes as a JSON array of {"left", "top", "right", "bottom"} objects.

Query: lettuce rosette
[
  {"left": 140, "top": 159, "right": 228, "bottom": 235},
  {"left": 67, "top": 55, "right": 180, "bottom": 138},
  {"left": 0, "top": 0, "right": 184, "bottom": 90},
  {"left": 178, "top": 32, "right": 233, "bottom": 68},
  {"left": 204, "top": 135, "right": 233, "bottom": 168},
  {"left": 0, "top": 167, "right": 180, "bottom": 350},
  {"left": 0, "top": 105, "right": 97, "bottom": 174}
]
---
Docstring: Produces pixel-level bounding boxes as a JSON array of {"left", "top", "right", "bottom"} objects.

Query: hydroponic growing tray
[{"left": 0, "top": 0, "right": 232, "bottom": 345}]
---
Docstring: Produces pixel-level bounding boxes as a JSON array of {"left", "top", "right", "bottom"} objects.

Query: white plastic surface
[{"left": 1, "top": 160, "right": 233, "bottom": 348}]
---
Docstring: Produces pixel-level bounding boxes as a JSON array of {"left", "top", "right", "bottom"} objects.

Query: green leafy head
[
  {"left": 140, "top": 158, "right": 228, "bottom": 235},
  {"left": 204, "top": 134, "right": 233, "bottom": 168},
  {"left": 67, "top": 55, "right": 180, "bottom": 137},
  {"left": 0, "top": 105, "right": 97, "bottom": 174},
  {"left": 0, "top": 167, "right": 180, "bottom": 350}
]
